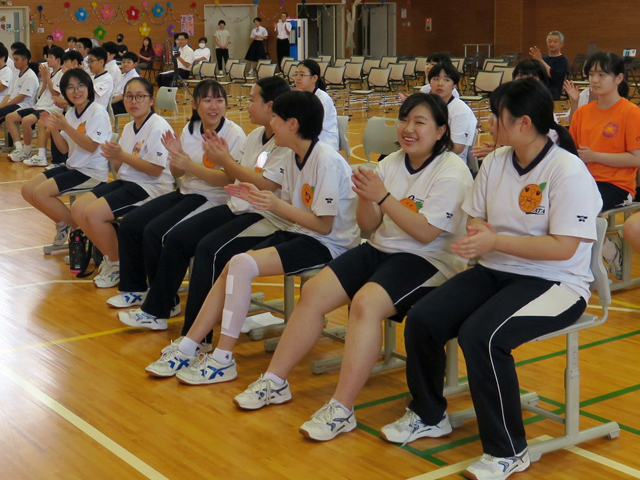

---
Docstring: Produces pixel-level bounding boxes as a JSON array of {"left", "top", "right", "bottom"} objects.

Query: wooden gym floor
[{"left": 1, "top": 94, "right": 640, "bottom": 479}]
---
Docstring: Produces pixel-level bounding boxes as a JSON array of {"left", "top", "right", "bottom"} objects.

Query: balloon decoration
[
  {"left": 101, "top": 4, "right": 115, "bottom": 19},
  {"left": 138, "top": 22, "right": 151, "bottom": 36},
  {"left": 75, "top": 7, "right": 88, "bottom": 21},
  {"left": 93, "top": 24, "right": 107, "bottom": 40},
  {"left": 126, "top": 6, "right": 140, "bottom": 21},
  {"left": 153, "top": 43, "right": 163, "bottom": 56},
  {"left": 152, "top": 3, "right": 164, "bottom": 17},
  {"left": 51, "top": 28, "right": 64, "bottom": 42}
]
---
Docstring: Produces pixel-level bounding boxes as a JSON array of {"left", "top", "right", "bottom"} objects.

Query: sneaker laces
[
  {"left": 95, "top": 257, "right": 111, "bottom": 279},
  {"left": 395, "top": 409, "right": 420, "bottom": 447},
  {"left": 158, "top": 342, "right": 181, "bottom": 361},
  {"left": 311, "top": 403, "right": 339, "bottom": 424},
  {"left": 191, "top": 353, "right": 211, "bottom": 370},
  {"left": 248, "top": 376, "right": 273, "bottom": 405}
]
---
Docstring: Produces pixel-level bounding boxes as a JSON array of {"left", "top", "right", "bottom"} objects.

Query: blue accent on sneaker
[{"left": 201, "top": 362, "right": 234, "bottom": 380}]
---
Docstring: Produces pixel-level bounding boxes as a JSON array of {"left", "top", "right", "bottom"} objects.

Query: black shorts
[
  {"left": 597, "top": 181, "right": 633, "bottom": 211},
  {"left": 17, "top": 108, "right": 45, "bottom": 119},
  {"left": 91, "top": 180, "right": 151, "bottom": 217},
  {"left": 251, "top": 231, "right": 333, "bottom": 275},
  {"left": 43, "top": 165, "right": 104, "bottom": 195},
  {"left": 327, "top": 242, "right": 440, "bottom": 320}
]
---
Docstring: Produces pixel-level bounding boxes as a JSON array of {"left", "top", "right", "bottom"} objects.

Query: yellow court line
[
  {"left": 0, "top": 365, "right": 171, "bottom": 480},
  {"left": 610, "top": 297, "right": 640, "bottom": 310},
  {"left": 406, "top": 435, "right": 640, "bottom": 479}
]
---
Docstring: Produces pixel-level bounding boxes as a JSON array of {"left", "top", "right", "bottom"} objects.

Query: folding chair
[
  {"left": 155, "top": 86, "right": 179, "bottom": 120},
  {"left": 362, "top": 116, "right": 399, "bottom": 162},
  {"left": 460, "top": 70, "right": 504, "bottom": 127},
  {"left": 320, "top": 55, "right": 332, "bottom": 64},
  {"left": 450, "top": 57, "right": 464, "bottom": 73},
  {"left": 344, "top": 62, "right": 364, "bottom": 90},
  {"left": 350, "top": 55, "right": 365, "bottom": 63},
  {"left": 219, "top": 62, "right": 248, "bottom": 107},
  {"left": 443, "top": 217, "right": 620, "bottom": 463},
  {"left": 324, "top": 66, "right": 347, "bottom": 111},
  {"left": 380, "top": 56, "right": 398, "bottom": 69},
  {"left": 599, "top": 203, "right": 640, "bottom": 291},
  {"left": 348, "top": 67, "right": 392, "bottom": 116},
  {"left": 399, "top": 59, "right": 417, "bottom": 86},
  {"left": 334, "top": 58, "right": 350, "bottom": 68},
  {"left": 493, "top": 65, "right": 515, "bottom": 84},
  {"left": 336, "top": 115, "right": 350, "bottom": 161}
]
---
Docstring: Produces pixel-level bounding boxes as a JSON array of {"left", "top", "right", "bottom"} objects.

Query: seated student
[
  {"left": 0, "top": 48, "right": 39, "bottom": 126},
  {"left": 234, "top": 93, "right": 473, "bottom": 441},
  {"left": 65, "top": 36, "right": 77, "bottom": 53},
  {"left": 112, "top": 77, "right": 291, "bottom": 334},
  {"left": 380, "top": 78, "right": 601, "bottom": 480},
  {"left": 144, "top": 91, "right": 359, "bottom": 383},
  {"left": 427, "top": 63, "right": 476, "bottom": 161},
  {"left": 529, "top": 30, "right": 570, "bottom": 100},
  {"left": 93, "top": 80, "right": 246, "bottom": 289},
  {"left": 8, "top": 42, "right": 27, "bottom": 72},
  {"left": 21, "top": 69, "right": 111, "bottom": 246},
  {"left": 294, "top": 59, "right": 339, "bottom": 151},
  {"left": 111, "top": 52, "right": 140, "bottom": 116},
  {"left": 193, "top": 37, "right": 211, "bottom": 65},
  {"left": 564, "top": 78, "right": 629, "bottom": 123},
  {"left": 569, "top": 52, "right": 640, "bottom": 280},
  {"left": 87, "top": 47, "right": 114, "bottom": 109},
  {"left": 102, "top": 41, "right": 123, "bottom": 86},
  {"left": 76, "top": 38, "right": 93, "bottom": 73},
  {"left": 7, "top": 46, "right": 64, "bottom": 163},
  {"left": 0, "top": 45, "right": 13, "bottom": 107},
  {"left": 71, "top": 77, "right": 174, "bottom": 285},
  {"left": 157, "top": 32, "right": 193, "bottom": 88},
  {"left": 419, "top": 53, "right": 459, "bottom": 98}
]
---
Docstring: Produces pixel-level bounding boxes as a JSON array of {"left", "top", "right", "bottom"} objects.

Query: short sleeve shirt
[
  {"left": 91, "top": 71, "right": 114, "bottom": 108},
  {"left": 7, "top": 68, "right": 39, "bottom": 108}
]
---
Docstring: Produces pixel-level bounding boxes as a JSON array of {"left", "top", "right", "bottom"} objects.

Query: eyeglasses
[
  {"left": 65, "top": 84, "right": 88, "bottom": 93},
  {"left": 124, "top": 94, "right": 152, "bottom": 103},
  {"left": 88, "top": 58, "right": 99, "bottom": 64},
  {"left": 295, "top": 73, "right": 313, "bottom": 78}
]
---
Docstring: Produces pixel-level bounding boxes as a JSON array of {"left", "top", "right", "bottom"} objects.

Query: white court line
[
  {"left": 406, "top": 435, "right": 640, "bottom": 479},
  {"left": 0, "top": 365, "right": 170, "bottom": 480},
  {"left": 0, "top": 245, "right": 47, "bottom": 255},
  {"left": 6, "top": 279, "right": 93, "bottom": 290},
  {"left": 0, "top": 206, "right": 34, "bottom": 212},
  {"left": 0, "top": 179, "right": 27, "bottom": 185}
]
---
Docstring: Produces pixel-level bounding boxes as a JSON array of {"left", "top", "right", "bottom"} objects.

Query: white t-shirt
[
  {"left": 276, "top": 21, "right": 292, "bottom": 40},
  {"left": 578, "top": 88, "right": 591, "bottom": 108},
  {"left": 370, "top": 149, "right": 473, "bottom": 279},
  {"left": 179, "top": 118, "right": 247, "bottom": 205},
  {"left": 91, "top": 71, "right": 114, "bottom": 108},
  {"left": 447, "top": 97, "right": 477, "bottom": 160},
  {"left": 251, "top": 26, "right": 268, "bottom": 41},
  {"left": 178, "top": 45, "right": 195, "bottom": 72},
  {"left": 279, "top": 139, "right": 359, "bottom": 258},
  {"left": 114, "top": 68, "right": 140, "bottom": 97},
  {"left": 6, "top": 68, "right": 39, "bottom": 108},
  {"left": 214, "top": 30, "right": 230, "bottom": 48},
  {"left": 0, "top": 65, "right": 13, "bottom": 102},
  {"left": 7, "top": 57, "right": 14, "bottom": 72},
  {"left": 34, "top": 68, "right": 63, "bottom": 113},
  {"left": 61, "top": 101, "right": 112, "bottom": 182},
  {"left": 464, "top": 142, "right": 603, "bottom": 300},
  {"left": 117, "top": 113, "right": 174, "bottom": 197},
  {"left": 83, "top": 56, "right": 90, "bottom": 73},
  {"left": 194, "top": 47, "right": 211, "bottom": 63},
  {"left": 420, "top": 84, "right": 460, "bottom": 98},
  {"left": 105, "top": 59, "right": 122, "bottom": 85},
  {"left": 315, "top": 88, "right": 339, "bottom": 151},
  {"left": 228, "top": 126, "right": 290, "bottom": 222}
]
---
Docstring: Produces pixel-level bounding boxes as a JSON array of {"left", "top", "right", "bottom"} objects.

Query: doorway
[
  {"left": 297, "top": 4, "right": 345, "bottom": 60},
  {"left": 204, "top": 4, "right": 258, "bottom": 62},
  {"left": 0, "top": 7, "right": 30, "bottom": 50},
  {"left": 360, "top": 3, "right": 396, "bottom": 58}
]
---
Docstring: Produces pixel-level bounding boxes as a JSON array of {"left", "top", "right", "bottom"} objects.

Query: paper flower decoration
[
  {"left": 214, "top": 0, "right": 219, "bottom": 4},
  {"left": 167, "top": 2, "right": 172, "bottom": 8},
  {"left": 167, "top": 23, "right": 175, "bottom": 36},
  {"left": 93, "top": 25, "right": 106, "bottom": 40},
  {"left": 126, "top": 6, "right": 140, "bottom": 21},
  {"left": 153, "top": 43, "right": 163, "bottom": 56},
  {"left": 75, "top": 7, "right": 88, "bottom": 21},
  {"left": 253, "top": 0, "right": 258, "bottom": 4},
  {"left": 101, "top": 4, "right": 114, "bottom": 19},
  {"left": 52, "top": 28, "right": 64, "bottom": 42},
  {"left": 190, "top": 2, "right": 196, "bottom": 8},
  {"left": 138, "top": 22, "right": 151, "bottom": 37},
  {"left": 91, "top": 2, "right": 97, "bottom": 7},
  {"left": 64, "top": 2, "right": 70, "bottom": 8},
  {"left": 142, "top": 1, "right": 147, "bottom": 7},
  {"left": 152, "top": 3, "right": 164, "bottom": 16},
  {"left": 37, "top": 5, "right": 43, "bottom": 12}
]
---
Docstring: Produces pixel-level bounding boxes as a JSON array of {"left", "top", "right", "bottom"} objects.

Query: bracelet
[{"left": 377, "top": 192, "right": 391, "bottom": 206}]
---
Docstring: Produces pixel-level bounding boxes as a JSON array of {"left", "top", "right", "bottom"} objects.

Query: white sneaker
[
  {"left": 118, "top": 308, "right": 168, "bottom": 330},
  {"left": 176, "top": 354, "right": 238, "bottom": 385},
  {"left": 145, "top": 342, "right": 197, "bottom": 377},
  {"left": 380, "top": 409, "right": 452, "bottom": 444},
  {"left": 233, "top": 374, "right": 292, "bottom": 410},
  {"left": 107, "top": 291, "right": 147, "bottom": 308},
  {"left": 24, "top": 154, "right": 48, "bottom": 167},
  {"left": 299, "top": 400, "right": 357, "bottom": 441},
  {"left": 52, "top": 223, "right": 71, "bottom": 246},
  {"left": 606, "top": 235, "right": 623, "bottom": 280},
  {"left": 8, "top": 147, "right": 30, "bottom": 162},
  {"left": 94, "top": 257, "right": 120, "bottom": 288},
  {"left": 161, "top": 336, "right": 212, "bottom": 355},
  {"left": 464, "top": 449, "right": 530, "bottom": 480}
]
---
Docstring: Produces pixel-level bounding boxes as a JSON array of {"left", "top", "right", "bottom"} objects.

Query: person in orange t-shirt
[{"left": 569, "top": 51, "right": 640, "bottom": 278}]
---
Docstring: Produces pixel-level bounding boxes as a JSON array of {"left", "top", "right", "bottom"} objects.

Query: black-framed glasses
[
  {"left": 124, "top": 94, "right": 152, "bottom": 103},
  {"left": 65, "top": 84, "right": 88, "bottom": 93}
]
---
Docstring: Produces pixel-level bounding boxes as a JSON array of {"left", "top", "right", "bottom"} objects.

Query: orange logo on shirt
[
  {"left": 77, "top": 122, "right": 86, "bottom": 135},
  {"left": 203, "top": 155, "right": 216, "bottom": 168},
  {"left": 400, "top": 197, "right": 423, "bottom": 212},
  {"left": 132, "top": 141, "right": 143, "bottom": 157},
  {"left": 519, "top": 182, "right": 546, "bottom": 213},
  {"left": 301, "top": 183, "right": 314, "bottom": 207},
  {"left": 602, "top": 122, "right": 619, "bottom": 138}
]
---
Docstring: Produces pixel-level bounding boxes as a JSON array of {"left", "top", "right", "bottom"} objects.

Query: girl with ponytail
[{"left": 379, "top": 77, "right": 602, "bottom": 480}]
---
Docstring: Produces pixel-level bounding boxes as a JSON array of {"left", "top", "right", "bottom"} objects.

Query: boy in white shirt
[
  {"left": 7, "top": 46, "right": 65, "bottom": 163},
  {"left": 111, "top": 52, "right": 140, "bottom": 115},
  {"left": 0, "top": 44, "right": 13, "bottom": 103},
  {"left": 214, "top": 21, "right": 230, "bottom": 74},
  {"left": 157, "top": 32, "right": 194, "bottom": 88},
  {"left": 88, "top": 46, "right": 114, "bottom": 109},
  {"left": 76, "top": 38, "right": 93, "bottom": 73},
  {"left": 0, "top": 48, "right": 39, "bottom": 125},
  {"left": 274, "top": 13, "right": 292, "bottom": 71},
  {"left": 65, "top": 36, "right": 77, "bottom": 53},
  {"left": 102, "top": 41, "right": 123, "bottom": 85},
  {"left": 193, "top": 37, "right": 211, "bottom": 64}
]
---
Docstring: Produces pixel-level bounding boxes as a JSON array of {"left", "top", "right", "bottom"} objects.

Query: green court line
[
  {"left": 580, "top": 383, "right": 640, "bottom": 408},
  {"left": 354, "top": 391, "right": 411, "bottom": 411},
  {"left": 579, "top": 411, "right": 640, "bottom": 436}
]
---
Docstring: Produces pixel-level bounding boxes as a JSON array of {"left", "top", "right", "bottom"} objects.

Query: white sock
[
  {"left": 111, "top": 260, "right": 120, "bottom": 266},
  {"left": 330, "top": 398, "right": 352, "bottom": 413},
  {"left": 264, "top": 371, "right": 285, "bottom": 385},
  {"left": 38, "top": 148, "right": 46, "bottom": 158},
  {"left": 603, "top": 238, "right": 617, "bottom": 263},
  {"left": 220, "top": 253, "right": 260, "bottom": 339},
  {"left": 212, "top": 347, "right": 233, "bottom": 364},
  {"left": 178, "top": 336, "right": 198, "bottom": 356},
  {"left": 56, "top": 220, "right": 66, "bottom": 227},
  {"left": 15, "top": 141, "right": 23, "bottom": 150}
]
